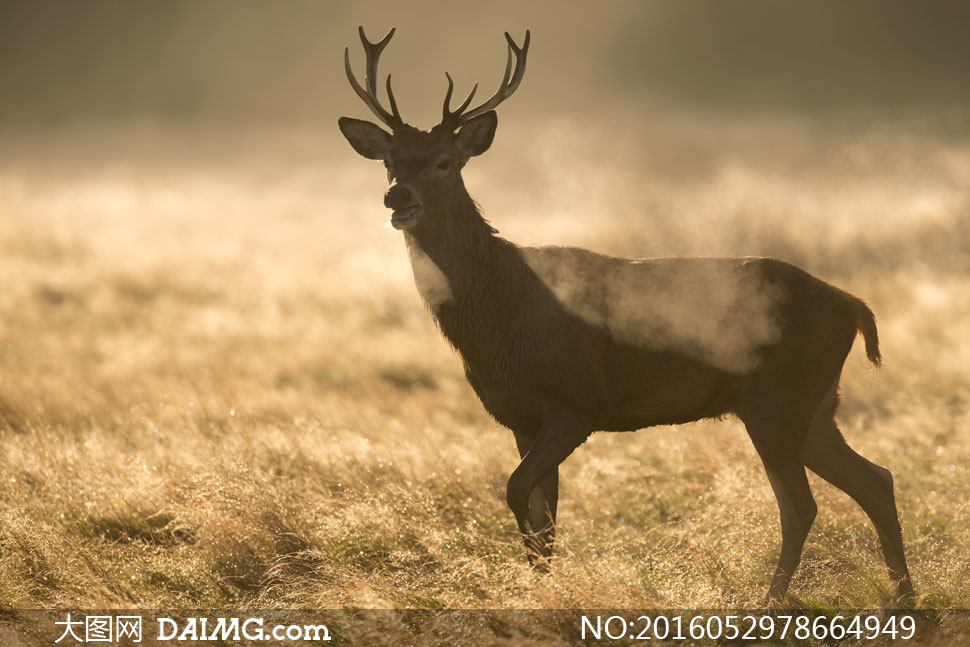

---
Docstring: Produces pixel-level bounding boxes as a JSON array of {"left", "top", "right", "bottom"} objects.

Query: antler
[
  {"left": 441, "top": 30, "right": 530, "bottom": 130},
  {"left": 344, "top": 26, "right": 403, "bottom": 129}
]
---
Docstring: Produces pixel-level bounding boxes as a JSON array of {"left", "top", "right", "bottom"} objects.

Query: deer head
[{"left": 338, "top": 27, "right": 529, "bottom": 233}]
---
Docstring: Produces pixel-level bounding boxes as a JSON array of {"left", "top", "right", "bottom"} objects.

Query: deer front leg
[
  {"left": 511, "top": 431, "right": 560, "bottom": 564},
  {"left": 528, "top": 469, "right": 559, "bottom": 560},
  {"left": 507, "top": 414, "right": 589, "bottom": 568}
]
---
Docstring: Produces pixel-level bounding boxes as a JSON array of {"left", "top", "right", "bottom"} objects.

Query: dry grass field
[{"left": 1, "top": 120, "right": 969, "bottom": 643}]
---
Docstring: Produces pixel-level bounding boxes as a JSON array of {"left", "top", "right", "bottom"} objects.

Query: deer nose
[{"left": 384, "top": 184, "right": 412, "bottom": 209}]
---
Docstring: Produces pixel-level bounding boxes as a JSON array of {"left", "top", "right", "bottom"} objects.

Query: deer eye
[{"left": 436, "top": 159, "right": 451, "bottom": 171}]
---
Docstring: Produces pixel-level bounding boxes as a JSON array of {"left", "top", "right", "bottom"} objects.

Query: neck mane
[
  {"left": 405, "top": 184, "right": 506, "bottom": 287},
  {"left": 403, "top": 184, "right": 523, "bottom": 355}
]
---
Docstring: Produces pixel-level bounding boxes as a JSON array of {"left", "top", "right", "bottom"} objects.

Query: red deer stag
[{"left": 338, "top": 27, "right": 914, "bottom": 603}]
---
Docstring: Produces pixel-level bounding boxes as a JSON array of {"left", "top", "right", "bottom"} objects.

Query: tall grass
[{"left": 1, "top": 124, "right": 968, "bottom": 643}]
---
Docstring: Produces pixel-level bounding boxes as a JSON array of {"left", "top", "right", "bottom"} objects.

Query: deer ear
[
  {"left": 456, "top": 111, "right": 497, "bottom": 158},
  {"left": 338, "top": 117, "right": 392, "bottom": 160}
]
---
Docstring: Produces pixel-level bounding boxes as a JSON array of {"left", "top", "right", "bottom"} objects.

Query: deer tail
[{"left": 856, "top": 299, "right": 882, "bottom": 367}]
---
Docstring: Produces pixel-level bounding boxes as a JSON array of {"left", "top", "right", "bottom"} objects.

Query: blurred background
[
  {"left": 3, "top": 1, "right": 969, "bottom": 250},
  {"left": 2, "top": 0, "right": 969, "bottom": 613},
  {"left": 4, "top": 1, "right": 970, "bottom": 128}
]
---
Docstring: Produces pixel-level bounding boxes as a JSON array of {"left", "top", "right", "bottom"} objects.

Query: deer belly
[{"left": 597, "top": 350, "right": 738, "bottom": 430}]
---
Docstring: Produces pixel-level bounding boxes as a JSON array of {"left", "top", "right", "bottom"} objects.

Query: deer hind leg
[
  {"left": 507, "top": 415, "right": 589, "bottom": 568},
  {"left": 803, "top": 389, "right": 914, "bottom": 602},
  {"left": 744, "top": 415, "right": 818, "bottom": 603}
]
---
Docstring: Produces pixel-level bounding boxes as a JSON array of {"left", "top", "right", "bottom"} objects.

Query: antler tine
[
  {"left": 441, "top": 72, "right": 478, "bottom": 125},
  {"left": 360, "top": 27, "right": 395, "bottom": 98},
  {"left": 385, "top": 74, "right": 403, "bottom": 124},
  {"left": 344, "top": 47, "right": 393, "bottom": 125},
  {"left": 344, "top": 26, "right": 403, "bottom": 129},
  {"left": 501, "top": 30, "right": 530, "bottom": 96},
  {"left": 453, "top": 29, "right": 530, "bottom": 125}
]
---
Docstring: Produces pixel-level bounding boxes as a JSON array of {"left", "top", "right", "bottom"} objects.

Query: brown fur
[{"left": 339, "top": 28, "right": 912, "bottom": 603}]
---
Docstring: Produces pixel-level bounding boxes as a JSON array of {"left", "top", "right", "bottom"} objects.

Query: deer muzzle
[{"left": 384, "top": 183, "right": 422, "bottom": 230}]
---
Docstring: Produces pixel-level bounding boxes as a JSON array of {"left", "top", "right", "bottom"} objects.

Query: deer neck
[{"left": 403, "top": 186, "right": 519, "bottom": 343}]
